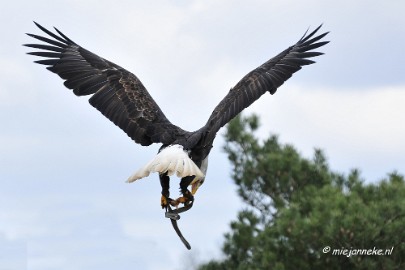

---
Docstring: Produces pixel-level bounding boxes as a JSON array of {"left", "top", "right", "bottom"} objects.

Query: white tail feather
[{"left": 127, "top": 145, "right": 204, "bottom": 183}]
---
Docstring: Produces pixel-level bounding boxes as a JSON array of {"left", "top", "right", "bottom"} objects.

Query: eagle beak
[{"left": 191, "top": 179, "right": 202, "bottom": 195}]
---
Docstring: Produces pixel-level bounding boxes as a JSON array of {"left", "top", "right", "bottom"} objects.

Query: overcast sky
[{"left": 1, "top": 1, "right": 405, "bottom": 269}]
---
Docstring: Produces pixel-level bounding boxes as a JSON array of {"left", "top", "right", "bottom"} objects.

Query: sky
[{"left": 1, "top": 0, "right": 405, "bottom": 269}]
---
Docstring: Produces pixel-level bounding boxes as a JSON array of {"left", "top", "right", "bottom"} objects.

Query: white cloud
[{"left": 250, "top": 84, "right": 405, "bottom": 181}]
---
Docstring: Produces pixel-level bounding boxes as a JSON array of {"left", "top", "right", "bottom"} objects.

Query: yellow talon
[
  {"left": 161, "top": 195, "right": 169, "bottom": 208},
  {"left": 170, "top": 190, "right": 194, "bottom": 207},
  {"left": 170, "top": 196, "right": 187, "bottom": 207}
]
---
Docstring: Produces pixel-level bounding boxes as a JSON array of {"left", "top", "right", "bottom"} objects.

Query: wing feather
[
  {"left": 25, "top": 22, "right": 188, "bottom": 146},
  {"left": 201, "top": 25, "right": 329, "bottom": 145}
]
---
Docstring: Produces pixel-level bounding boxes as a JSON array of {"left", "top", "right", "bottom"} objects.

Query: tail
[{"left": 127, "top": 145, "right": 204, "bottom": 183}]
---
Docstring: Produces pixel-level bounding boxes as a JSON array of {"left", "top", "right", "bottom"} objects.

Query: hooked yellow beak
[{"left": 190, "top": 177, "right": 203, "bottom": 195}]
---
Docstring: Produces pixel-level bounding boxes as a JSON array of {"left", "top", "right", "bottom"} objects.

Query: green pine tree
[{"left": 199, "top": 114, "right": 405, "bottom": 270}]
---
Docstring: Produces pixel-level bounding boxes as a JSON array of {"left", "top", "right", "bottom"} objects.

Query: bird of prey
[{"left": 25, "top": 22, "right": 328, "bottom": 217}]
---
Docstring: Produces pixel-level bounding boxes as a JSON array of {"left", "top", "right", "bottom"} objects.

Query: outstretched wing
[
  {"left": 202, "top": 25, "right": 329, "bottom": 144},
  {"left": 25, "top": 22, "right": 188, "bottom": 146}
]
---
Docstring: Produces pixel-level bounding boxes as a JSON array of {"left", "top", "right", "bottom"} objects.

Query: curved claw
[
  {"left": 170, "top": 190, "right": 194, "bottom": 207},
  {"left": 161, "top": 189, "right": 194, "bottom": 218},
  {"left": 161, "top": 195, "right": 170, "bottom": 209},
  {"left": 171, "top": 200, "right": 193, "bottom": 214}
]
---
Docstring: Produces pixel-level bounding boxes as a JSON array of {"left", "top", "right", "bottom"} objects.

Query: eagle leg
[
  {"left": 170, "top": 176, "right": 195, "bottom": 207},
  {"left": 160, "top": 172, "right": 172, "bottom": 209}
]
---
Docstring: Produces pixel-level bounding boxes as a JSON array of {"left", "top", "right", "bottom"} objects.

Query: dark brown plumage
[{"left": 25, "top": 21, "right": 328, "bottom": 200}]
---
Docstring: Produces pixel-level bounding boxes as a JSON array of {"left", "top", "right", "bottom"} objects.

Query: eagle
[{"left": 25, "top": 22, "right": 328, "bottom": 216}]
